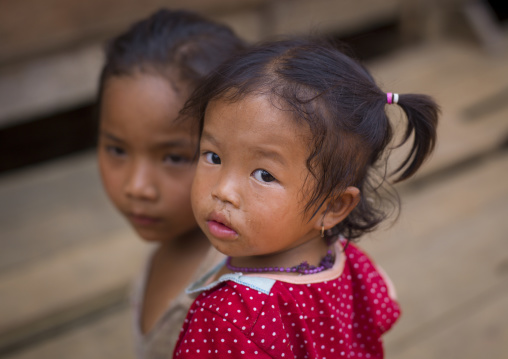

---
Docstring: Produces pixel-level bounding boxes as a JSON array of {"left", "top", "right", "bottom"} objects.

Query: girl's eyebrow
[
  {"left": 200, "top": 130, "right": 219, "bottom": 147},
  {"left": 252, "top": 147, "right": 287, "bottom": 166},
  {"left": 100, "top": 131, "right": 124, "bottom": 143},
  {"left": 201, "top": 129, "right": 286, "bottom": 165},
  {"left": 101, "top": 131, "right": 193, "bottom": 148},
  {"left": 156, "top": 139, "right": 194, "bottom": 149}
]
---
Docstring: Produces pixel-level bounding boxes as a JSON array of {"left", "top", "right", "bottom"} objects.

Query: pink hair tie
[{"left": 386, "top": 92, "right": 399, "bottom": 104}]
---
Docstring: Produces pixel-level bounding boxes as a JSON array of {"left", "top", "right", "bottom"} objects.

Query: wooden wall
[{"left": 1, "top": 0, "right": 484, "bottom": 130}]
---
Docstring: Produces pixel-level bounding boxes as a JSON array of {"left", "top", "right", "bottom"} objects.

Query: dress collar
[{"left": 186, "top": 240, "right": 346, "bottom": 295}]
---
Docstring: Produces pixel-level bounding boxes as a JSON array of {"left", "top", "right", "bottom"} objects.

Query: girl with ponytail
[{"left": 174, "top": 38, "right": 439, "bottom": 359}]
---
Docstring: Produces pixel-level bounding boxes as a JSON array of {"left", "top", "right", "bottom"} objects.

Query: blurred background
[{"left": 0, "top": 0, "right": 507, "bottom": 358}]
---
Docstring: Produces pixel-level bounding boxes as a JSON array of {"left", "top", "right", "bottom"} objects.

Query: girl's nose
[
  {"left": 211, "top": 172, "right": 241, "bottom": 208},
  {"left": 124, "top": 161, "right": 158, "bottom": 201}
]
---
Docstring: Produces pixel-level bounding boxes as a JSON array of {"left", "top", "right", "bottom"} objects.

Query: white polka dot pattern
[{"left": 173, "top": 244, "right": 400, "bottom": 358}]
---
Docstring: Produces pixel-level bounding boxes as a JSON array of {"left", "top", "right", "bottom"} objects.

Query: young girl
[
  {"left": 96, "top": 9, "right": 245, "bottom": 358},
  {"left": 173, "top": 39, "right": 439, "bottom": 358}
]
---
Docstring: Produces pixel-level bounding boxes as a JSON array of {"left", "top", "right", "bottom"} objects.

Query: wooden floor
[{"left": 1, "top": 39, "right": 507, "bottom": 358}]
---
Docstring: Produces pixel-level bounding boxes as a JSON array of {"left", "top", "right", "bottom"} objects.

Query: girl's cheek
[
  {"left": 197, "top": 183, "right": 209, "bottom": 207},
  {"left": 191, "top": 179, "right": 205, "bottom": 214},
  {"left": 193, "top": 168, "right": 208, "bottom": 194}
]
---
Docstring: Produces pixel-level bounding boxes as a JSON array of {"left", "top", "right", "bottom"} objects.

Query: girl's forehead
[
  {"left": 205, "top": 94, "right": 312, "bottom": 141},
  {"left": 104, "top": 72, "right": 181, "bottom": 96},
  {"left": 103, "top": 74, "right": 183, "bottom": 111},
  {"left": 208, "top": 92, "right": 291, "bottom": 119},
  {"left": 100, "top": 75, "right": 197, "bottom": 135}
]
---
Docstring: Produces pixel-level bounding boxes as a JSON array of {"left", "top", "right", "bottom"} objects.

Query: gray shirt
[{"left": 132, "top": 246, "right": 225, "bottom": 358}]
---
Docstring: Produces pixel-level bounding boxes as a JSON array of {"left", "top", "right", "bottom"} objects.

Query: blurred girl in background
[{"left": 96, "top": 9, "right": 245, "bottom": 357}]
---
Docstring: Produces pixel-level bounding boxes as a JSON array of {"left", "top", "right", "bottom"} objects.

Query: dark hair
[
  {"left": 185, "top": 38, "right": 439, "bottom": 240},
  {"left": 97, "top": 8, "right": 246, "bottom": 107}
]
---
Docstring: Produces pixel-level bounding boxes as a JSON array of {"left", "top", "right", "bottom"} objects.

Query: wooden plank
[
  {"left": 211, "top": 7, "right": 266, "bottom": 43},
  {"left": 388, "top": 280, "right": 508, "bottom": 359},
  {"left": 463, "top": 0, "right": 507, "bottom": 54},
  {"left": 359, "top": 151, "right": 508, "bottom": 354},
  {"left": 0, "top": 0, "right": 268, "bottom": 65},
  {"left": 0, "top": 228, "right": 147, "bottom": 349},
  {"left": 0, "top": 45, "right": 102, "bottom": 128},
  {"left": 269, "top": 0, "right": 400, "bottom": 36},
  {"left": 3, "top": 307, "right": 135, "bottom": 359},
  {"left": 367, "top": 41, "right": 508, "bottom": 180},
  {"left": 0, "top": 152, "right": 126, "bottom": 271},
  {"left": 0, "top": 2, "right": 272, "bottom": 128},
  {"left": 4, "top": 152, "right": 506, "bottom": 357},
  {"left": 0, "top": 151, "right": 147, "bottom": 351}
]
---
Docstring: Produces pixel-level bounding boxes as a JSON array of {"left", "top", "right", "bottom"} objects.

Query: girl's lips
[{"left": 207, "top": 220, "right": 238, "bottom": 240}]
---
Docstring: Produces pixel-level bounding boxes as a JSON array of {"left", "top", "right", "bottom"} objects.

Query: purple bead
[{"left": 225, "top": 250, "right": 335, "bottom": 276}]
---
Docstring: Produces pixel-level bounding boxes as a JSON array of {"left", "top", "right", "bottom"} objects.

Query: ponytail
[
  {"left": 336, "top": 91, "right": 439, "bottom": 240},
  {"left": 389, "top": 93, "right": 439, "bottom": 182}
]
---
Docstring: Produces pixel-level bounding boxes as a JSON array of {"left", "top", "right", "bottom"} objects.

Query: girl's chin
[
  {"left": 137, "top": 233, "right": 169, "bottom": 243},
  {"left": 131, "top": 225, "right": 170, "bottom": 242},
  {"left": 134, "top": 225, "right": 204, "bottom": 244}
]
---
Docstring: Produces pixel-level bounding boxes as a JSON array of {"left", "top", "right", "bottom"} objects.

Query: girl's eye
[
  {"left": 204, "top": 152, "right": 221, "bottom": 165},
  {"left": 252, "top": 169, "right": 276, "bottom": 183},
  {"left": 106, "top": 145, "right": 126, "bottom": 157},
  {"left": 164, "top": 154, "right": 191, "bottom": 165}
]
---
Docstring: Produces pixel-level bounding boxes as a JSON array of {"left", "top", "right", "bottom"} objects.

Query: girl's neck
[
  {"left": 158, "top": 227, "right": 209, "bottom": 255},
  {"left": 227, "top": 235, "right": 330, "bottom": 276},
  {"left": 140, "top": 227, "right": 210, "bottom": 335}
]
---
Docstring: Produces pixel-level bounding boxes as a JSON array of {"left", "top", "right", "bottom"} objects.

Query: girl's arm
[{"left": 376, "top": 265, "right": 398, "bottom": 301}]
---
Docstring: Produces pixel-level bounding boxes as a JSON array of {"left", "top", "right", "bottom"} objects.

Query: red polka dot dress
[{"left": 173, "top": 241, "right": 400, "bottom": 358}]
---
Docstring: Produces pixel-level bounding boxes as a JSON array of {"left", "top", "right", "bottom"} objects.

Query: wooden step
[
  {"left": 360, "top": 150, "right": 508, "bottom": 358},
  {"left": 6, "top": 150, "right": 507, "bottom": 359},
  {"left": 3, "top": 307, "right": 135, "bottom": 359},
  {"left": 367, "top": 41, "right": 508, "bottom": 181},
  {"left": 0, "top": 151, "right": 149, "bottom": 354},
  {"left": 388, "top": 283, "right": 508, "bottom": 359},
  {"left": 0, "top": 152, "right": 126, "bottom": 271},
  {"left": 0, "top": 228, "right": 148, "bottom": 354}
]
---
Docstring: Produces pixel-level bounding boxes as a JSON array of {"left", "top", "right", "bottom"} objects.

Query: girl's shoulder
[
  {"left": 342, "top": 241, "right": 401, "bottom": 332},
  {"left": 343, "top": 241, "right": 394, "bottom": 294},
  {"left": 191, "top": 278, "right": 272, "bottom": 319}
]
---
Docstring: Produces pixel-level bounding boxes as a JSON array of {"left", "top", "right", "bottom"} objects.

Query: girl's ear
[{"left": 316, "top": 186, "right": 360, "bottom": 230}]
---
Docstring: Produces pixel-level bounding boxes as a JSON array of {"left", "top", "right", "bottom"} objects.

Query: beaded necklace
[{"left": 225, "top": 249, "right": 335, "bottom": 275}]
